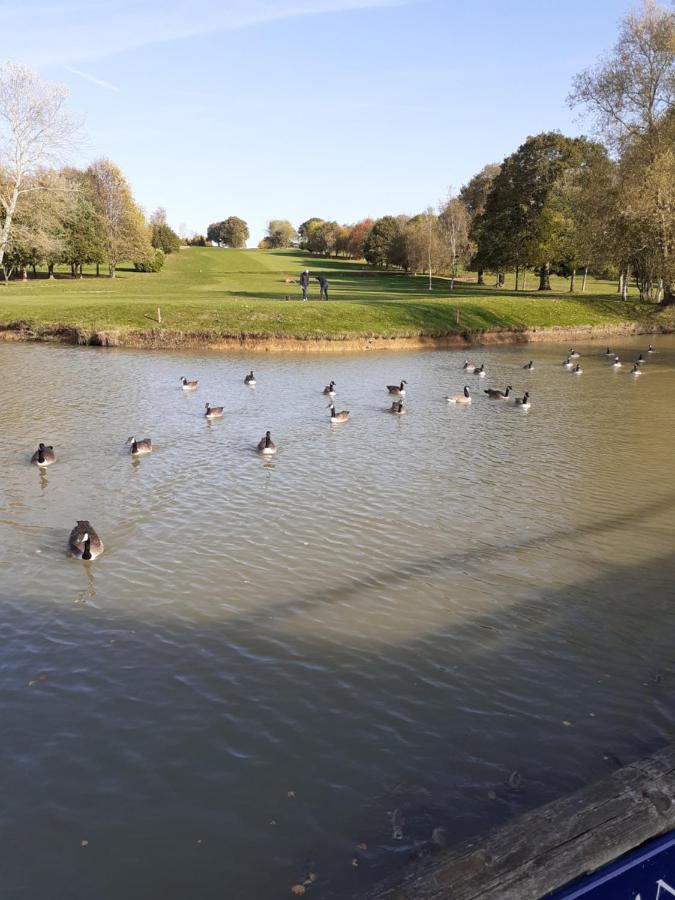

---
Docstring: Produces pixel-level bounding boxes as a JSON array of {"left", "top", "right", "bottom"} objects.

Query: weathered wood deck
[{"left": 360, "top": 743, "right": 675, "bottom": 899}]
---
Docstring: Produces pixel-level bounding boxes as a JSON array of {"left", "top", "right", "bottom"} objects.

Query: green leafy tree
[
  {"left": 298, "top": 218, "right": 325, "bottom": 250},
  {"left": 222, "top": 216, "right": 249, "bottom": 248},
  {"left": 363, "top": 215, "right": 403, "bottom": 268},
  {"left": 151, "top": 222, "right": 181, "bottom": 254},
  {"left": 265, "top": 219, "right": 297, "bottom": 248},
  {"left": 474, "top": 133, "right": 598, "bottom": 290},
  {"left": 207, "top": 217, "right": 249, "bottom": 248},
  {"left": 61, "top": 170, "right": 105, "bottom": 276},
  {"left": 460, "top": 163, "right": 500, "bottom": 284}
]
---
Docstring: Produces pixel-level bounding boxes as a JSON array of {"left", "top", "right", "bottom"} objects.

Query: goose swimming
[
  {"left": 127, "top": 436, "right": 152, "bottom": 455},
  {"left": 31, "top": 443, "right": 56, "bottom": 466},
  {"left": 257, "top": 431, "right": 277, "bottom": 455},
  {"left": 205, "top": 403, "right": 224, "bottom": 419},
  {"left": 68, "top": 521, "right": 104, "bottom": 560},
  {"left": 329, "top": 403, "right": 350, "bottom": 423},
  {"left": 446, "top": 386, "right": 471, "bottom": 405}
]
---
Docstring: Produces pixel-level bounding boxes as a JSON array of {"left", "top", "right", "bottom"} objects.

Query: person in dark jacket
[
  {"left": 317, "top": 274, "right": 329, "bottom": 301},
  {"left": 299, "top": 269, "right": 310, "bottom": 300}
]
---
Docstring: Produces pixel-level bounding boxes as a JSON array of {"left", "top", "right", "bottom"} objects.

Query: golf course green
[{"left": 0, "top": 247, "right": 672, "bottom": 348}]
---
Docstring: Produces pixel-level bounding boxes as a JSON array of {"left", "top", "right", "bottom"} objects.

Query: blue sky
[{"left": 9, "top": 0, "right": 634, "bottom": 243}]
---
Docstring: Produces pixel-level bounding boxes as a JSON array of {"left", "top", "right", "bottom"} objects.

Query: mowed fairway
[{"left": 0, "top": 247, "right": 671, "bottom": 339}]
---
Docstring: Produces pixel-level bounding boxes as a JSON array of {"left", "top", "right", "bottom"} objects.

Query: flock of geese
[{"left": 30, "top": 343, "right": 659, "bottom": 562}]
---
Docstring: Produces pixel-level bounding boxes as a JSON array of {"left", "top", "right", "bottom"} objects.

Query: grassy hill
[{"left": 0, "top": 247, "right": 672, "bottom": 342}]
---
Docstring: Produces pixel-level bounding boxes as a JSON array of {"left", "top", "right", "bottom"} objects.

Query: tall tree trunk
[
  {"left": 31, "top": 264, "right": 36, "bottom": 276},
  {"left": 618, "top": 271, "right": 624, "bottom": 293},
  {"left": 538, "top": 261, "right": 552, "bottom": 291},
  {"left": 477, "top": 269, "right": 485, "bottom": 286},
  {"left": 96, "top": 263, "right": 100, "bottom": 277},
  {"left": 48, "top": 263, "right": 54, "bottom": 279},
  {"left": 581, "top": 266, "right": 588, "bottom": 292},
  {"left": 498, "top": 272, "right": 505, "bottom": 287},
  {"left": 78, "top": 264, "right": 83, "bottom": 279},
  {"left": 514, "top": 265, "right": 519, "bottom": 291},
  {"left": 621, "top": 266, "right": 630, "bottom": 301},
  {"left": 522, "top": 270, "right": 527, "bottom": 291},
  {"left": 569, "top": 269, "right": 576, "bottom": 292},
  {"left": 109, "top": 263, "right": 116, "bottom": 278},
  {"left": 22, "top": 266, "right": 28, "bottom": 281},
  {"left": 662, "top": 283, "right": 675, "bottom": 306},
  {"left": 0, "top": 184, "right": 20, "bottom": 272}
]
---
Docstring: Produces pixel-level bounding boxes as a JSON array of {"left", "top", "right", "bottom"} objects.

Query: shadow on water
[{"left": 3, "top": 499, "right": 675, "bottom": 899}]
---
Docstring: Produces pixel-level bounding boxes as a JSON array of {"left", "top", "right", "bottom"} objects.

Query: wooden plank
[{"left": 360, "top": 744, "right": 675, "bottom": 900}]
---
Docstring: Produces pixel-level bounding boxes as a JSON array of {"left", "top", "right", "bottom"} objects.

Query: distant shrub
[
  {"left": 134, "top": 249, "right": 165, "bottom": 272},
  {"left": 151, "top": 223, "right": 181, "bottom": 254}
]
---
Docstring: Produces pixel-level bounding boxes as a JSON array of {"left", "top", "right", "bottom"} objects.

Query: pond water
[{"left": 1, "top": 337, "right": 675, "bottom": 899}]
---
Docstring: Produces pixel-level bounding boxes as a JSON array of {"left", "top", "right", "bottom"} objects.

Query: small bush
[{"left": 134, "top": 249, "right": 165, "bottom": 272}]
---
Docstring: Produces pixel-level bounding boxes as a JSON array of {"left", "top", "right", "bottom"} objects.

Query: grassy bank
[{"left": 0, "top": 247, "right": 672, "bottom": 343}]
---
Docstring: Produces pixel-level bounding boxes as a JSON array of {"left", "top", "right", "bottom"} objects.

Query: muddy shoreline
[{"left": 0, "top": 320, "right": 671, "bottom": 352}]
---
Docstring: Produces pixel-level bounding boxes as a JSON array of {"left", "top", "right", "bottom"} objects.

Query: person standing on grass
[
  {"left": 317, "top": 274, "right": 329, "bottom": 301},
  {"left": 299, "top": 269, "right": 310, "bottom": 301}
]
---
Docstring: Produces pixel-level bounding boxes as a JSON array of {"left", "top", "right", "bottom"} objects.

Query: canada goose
[
  {"left": 31, "top": 443, "right": 56, "bottom": 466},
  {"left": 244, "top": 371, "right": 256, "bottom": 385},
  {"left": 523, "top": 361, "right": 534, "bottom": 370},
  {"left": 69, "top": 521, "right": 104, "bottom": 560},
  {"left": 386, "top": 380, "right": 407, "bottom": 396},
  {"left": 648, "top": 344, "right": 656, "bottom": 353},
  {"left": 127, "top": 436, "right": 152, "bottom": 455},
  {"left": 573, "top": 363, "right": 583, "bottom": 374},
  {"left": 568, "top": 348, "right": 580, "bottom": 359},
  {"left": 472, "top": 364, "right": 486, "bottom": 377},
  {"left": 514, "top": 392, "right": 531, "bottom": 409},
  {"left": 605, "top": 347, "right": 614, "bottom": 356},
  {"left": 389, "top": 400, "right": 407, "bottom": 415},
  {"left": 484, "top": 385, "right": 512, "bottom": 399},
  {"left": 257, "top": 430, "right": 277, "bottom": 455},
  {"left": 611, "top": 356, "right": 622, "bottom": 368},
  {"left": 329, "top": 403, "right": 349, "bottom": 423},
  {"left": 636, "top": 354, "right": 644, "bottom": 363},
  {"left": 463, "top": 361, "right": 477, "bottom": 373},
  {"left": 322, "top": 380, "right": 336, "bottom": 396},
  {"left": 563, "top": 357, "right": 573, "bottom": 368},
  {"left": 630, "top": 363, "right": 642, "bottom": 376},
  {"left": 180, "top": 376, "right": 198, "bottom": 391},
  {"left": 447, "top": 386, "right": 471, "bottom": 404},
  {"left": 205, "top": 403, "right": 224, "bottom": 419}
]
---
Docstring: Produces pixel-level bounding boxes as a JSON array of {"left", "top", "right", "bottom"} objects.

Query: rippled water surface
[{"left": 1, "top": 338, "right": 675, "bottom": 899}]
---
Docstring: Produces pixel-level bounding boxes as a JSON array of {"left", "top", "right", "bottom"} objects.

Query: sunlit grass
[{"left": 0, "top": 247, "right": 671, "bottom": 339}]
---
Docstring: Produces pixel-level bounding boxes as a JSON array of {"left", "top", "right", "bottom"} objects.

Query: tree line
[
  {"left": 0, "top": 62, "right": 180, "bottom": 281},
  {"left": 207, "top": 2, "right": 674, "bottom": 303}
]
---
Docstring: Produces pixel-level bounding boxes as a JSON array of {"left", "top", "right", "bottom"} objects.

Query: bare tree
[
  {"left": 568, "top": 1, "right": 675, "bottom": 149},
  {"left": 440, "top": 190, "right": 470, "bottom": 291},
  {"left": 0, "top": 61, "right": 76, "bottom": 274}
]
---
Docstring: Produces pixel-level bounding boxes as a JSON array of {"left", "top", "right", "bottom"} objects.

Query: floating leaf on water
[
  {"left": 287, "top": 791, "right": 296, "bottom": 799},
  {"left": 303, "top": 873, "right": 318, "bottom": 885},
  {"left": 290, "top": 885, "right": 306, "bottom": 896},
  {"left": 356, "top": 842, "right": 368, "bottom": 851},
  {"left": 80, "top": 840, "right": 89, "bottom": 848},
  {"left": 487, "top": 789, "right": 497, "bottom": 800},
  {"left": 562, "top": 720, "right": 572, "bottom": 727},
  {"left": 270, "top": 820, "right": 277, "bottom": 826},
  {"left": 351, "top": 858, "right": 359, "bottom": 868}
]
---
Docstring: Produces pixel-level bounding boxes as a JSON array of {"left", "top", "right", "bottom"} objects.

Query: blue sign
[{"left": 549, "top": 831, "right": 675, "bottom": 899}]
